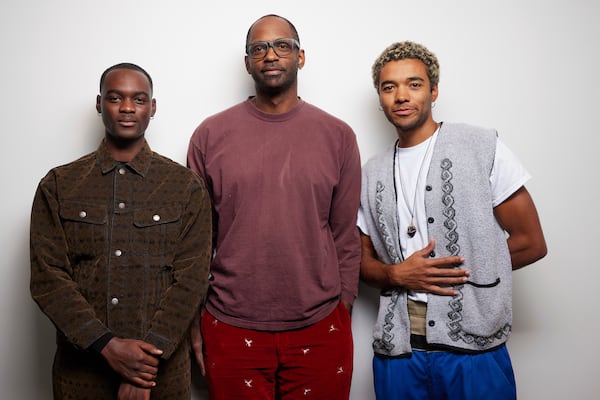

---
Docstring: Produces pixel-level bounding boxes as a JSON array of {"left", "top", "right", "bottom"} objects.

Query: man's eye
[
  {"left": 251, "top": 45, "right": 266, "bottom": 54},
  {"left": 108, "top": 96, "right": 120, "bottom": 102},
  {"left": 381, "top": 85, "right": 394, "bottom": 92},
  {"left": 134, "top": 98, "right": 146, "bottom": 104},
  {"left": 276, "top": 42, "right": 290, "bottom": 50}
]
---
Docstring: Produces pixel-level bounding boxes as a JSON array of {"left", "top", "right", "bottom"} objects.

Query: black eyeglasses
[{"left": 246, "top": 38, "right": 300, "bottom": 59}]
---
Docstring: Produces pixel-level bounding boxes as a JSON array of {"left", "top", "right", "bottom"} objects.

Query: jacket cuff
[
  {"left": 71, "top": 319, "right": 111, "bottom": 350},
  {"left": 144, "top": 331, "right": 176, "bottom": 359},
  {"left": 88, "top": 332, "right": 115, "bottom": 353}
]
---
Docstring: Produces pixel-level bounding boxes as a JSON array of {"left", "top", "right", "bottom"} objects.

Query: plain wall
[{"left": 1, "top": 0, "right": 598, "bottom": 398}]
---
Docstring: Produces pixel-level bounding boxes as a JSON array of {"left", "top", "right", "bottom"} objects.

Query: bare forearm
[
  {"left": 360, "top": 233, "right": 394, "bottom": 289},
  {"left": 494, "top": 187, "right": 547, "bottom": 271},
  {"left": 508, "top": 233, "right": 547, "bottom": 270},
  {"left": 118, "top": 382, "right": 151, "bottom": 400},
  {"left": 360, "top": 256, "right": 393, "bottom": 289}
]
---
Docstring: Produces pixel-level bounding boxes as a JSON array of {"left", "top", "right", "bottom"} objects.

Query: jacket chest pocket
[
  {"left": 133, "top": 206, "right": 182, "bottom": 258},
  {"left": 60, "top": 201, "right": 108, "bottom": 259}
]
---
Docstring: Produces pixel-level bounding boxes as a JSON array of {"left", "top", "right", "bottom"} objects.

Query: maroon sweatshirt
[{"left": 187, "top": 99, "right": 361, "bottom": 331}]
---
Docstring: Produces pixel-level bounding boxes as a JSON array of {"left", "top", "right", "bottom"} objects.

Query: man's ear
[
  {"left": 151, "top": 98, "right": 157, "bottom": 117},
  {"left": 297, "top": 49, "right": 305, "bottom": 70},
  {"left": 244, "top": 55, "right": 251, "bottom": 74},
  {"left": 431, "top": 84, "right": 439, "bottom": 102}
]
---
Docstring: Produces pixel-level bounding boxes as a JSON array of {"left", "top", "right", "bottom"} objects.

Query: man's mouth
[
  {"left": 119, "top": 119, "right": 136, "bottom": 127},
  {"left": 393, "top": 108, "right": 415, "bottom": 116}
]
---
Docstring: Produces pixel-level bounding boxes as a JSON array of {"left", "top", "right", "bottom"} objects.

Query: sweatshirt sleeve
[{"left": 329, "top": 129, "right": 362, "bottom": 305}]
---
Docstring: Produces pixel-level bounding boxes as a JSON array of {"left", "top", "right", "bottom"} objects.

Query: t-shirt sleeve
[
  {"left": 490, "top": 137, "right": 531, "bottom": 207},
  {"left": 356, "top": 206, "right": 370, "bottom": 236}
]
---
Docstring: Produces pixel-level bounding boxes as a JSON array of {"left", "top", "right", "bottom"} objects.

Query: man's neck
[
  {"left": 251, "top": 88, "right": 300, "bottom": 114},
  {"left": 396, "top": 120, "right": 440, "bottom": 148},
  {"left": 105, "top": 135, "right": 145, "bottom": 162}
]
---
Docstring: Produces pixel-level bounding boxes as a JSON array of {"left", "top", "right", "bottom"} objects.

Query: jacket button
[
  {"left": 426, "top": 185, "right": 432, "bottom": 191},
  {"left": 428, "top": 320, "right": 435, "bottom": 327},
  {"left": 429, "top": 251, "right": 436, "bottom": 257},
  {"left": 428, "top": 217, "right": 435, "bottom": 223},
  {"left": 111, "top": 297, "right": 119, "bottom": 305}
]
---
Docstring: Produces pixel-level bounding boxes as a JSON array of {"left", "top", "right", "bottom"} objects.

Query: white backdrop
[{"left": 1, "top": 1, "right": 598, "bottom": 399}]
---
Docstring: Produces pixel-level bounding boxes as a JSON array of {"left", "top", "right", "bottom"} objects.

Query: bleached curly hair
[{"left": 372, "top": 41, "right": 440, "bottom": 92}]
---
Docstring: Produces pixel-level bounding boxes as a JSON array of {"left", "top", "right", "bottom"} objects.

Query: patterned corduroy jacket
[{"left": 30, "top": 139, "right": 212, "bottom": 399}]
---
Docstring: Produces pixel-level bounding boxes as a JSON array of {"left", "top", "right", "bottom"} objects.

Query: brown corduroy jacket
[{"left": 30, "top": 139, "right": 212, "bottom": 398}]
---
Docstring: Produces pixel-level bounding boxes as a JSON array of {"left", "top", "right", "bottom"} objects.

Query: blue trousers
[{"left": 373, "top": 345, "right": 516, "bottom": 400}]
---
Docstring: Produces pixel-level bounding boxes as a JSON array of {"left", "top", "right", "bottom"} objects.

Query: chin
[{"left": 108, "top": 132, "right": 145, "bottom": 142}]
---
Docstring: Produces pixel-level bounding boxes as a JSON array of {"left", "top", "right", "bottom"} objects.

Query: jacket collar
[{"left": 96, "top": 139, "right": 153, "bottom": 177}]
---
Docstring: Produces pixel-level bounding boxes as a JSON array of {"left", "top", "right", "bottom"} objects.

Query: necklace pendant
[{"left": 407, "top": 225, "right": 417, "bottom": 238}]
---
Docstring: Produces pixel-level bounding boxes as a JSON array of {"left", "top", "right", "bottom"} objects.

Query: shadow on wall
[
  {"left": 17, "top": 223, "right": 56, "bottom": 399},
  {"left": 31, "top": 306, "right": 56, "bottom": 397}
]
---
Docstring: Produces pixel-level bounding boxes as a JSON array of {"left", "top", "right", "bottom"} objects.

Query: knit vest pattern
[{"left": 361, "top": 122, "right": 512, "bottom": 356}]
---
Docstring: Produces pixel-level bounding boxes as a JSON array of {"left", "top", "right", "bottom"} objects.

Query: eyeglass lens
[{"left": 248, "top": 39, "right": 298, "bottom": 59}]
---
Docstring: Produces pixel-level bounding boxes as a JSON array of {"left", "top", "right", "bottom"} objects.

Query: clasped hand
[{"left": 101, "top": 337, "right": 163, "bottom": 388}]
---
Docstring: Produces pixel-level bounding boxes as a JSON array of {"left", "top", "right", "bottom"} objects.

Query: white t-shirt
[{"left": 357, "top": 130, "right": 530, "bottom": 302}]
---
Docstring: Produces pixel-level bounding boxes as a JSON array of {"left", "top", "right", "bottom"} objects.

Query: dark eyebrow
[
  {"left": 380, "top": 76, "right": 426, "bottom": 88},
  {"left": 105, "top": 89, "right": 150, "bottom": 97}
]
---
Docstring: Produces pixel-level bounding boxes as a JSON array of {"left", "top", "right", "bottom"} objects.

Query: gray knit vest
[{"left": 361, "top": 122, "right": 512, "bottom": 356}]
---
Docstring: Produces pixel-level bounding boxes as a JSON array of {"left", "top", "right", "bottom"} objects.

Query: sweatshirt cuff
[{"left": 340, "top": 291, "right": 356, "bottom": 306}]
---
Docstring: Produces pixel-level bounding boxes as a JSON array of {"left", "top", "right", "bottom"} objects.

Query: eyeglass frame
[{"left": 245, "top": 38, "right": 301, "bottom": 59}]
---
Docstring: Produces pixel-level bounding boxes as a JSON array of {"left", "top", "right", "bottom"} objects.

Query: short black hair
[
  {"left": 99, "top": 63, "right": 153, "bottom": 93},
  {"left": 245, "top": 14, "right": 300, "bottom": 47}
]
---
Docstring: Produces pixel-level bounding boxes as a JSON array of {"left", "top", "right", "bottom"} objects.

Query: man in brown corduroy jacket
[{"left": 30, "top": 63, "right": 212, "bottom": 399}]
